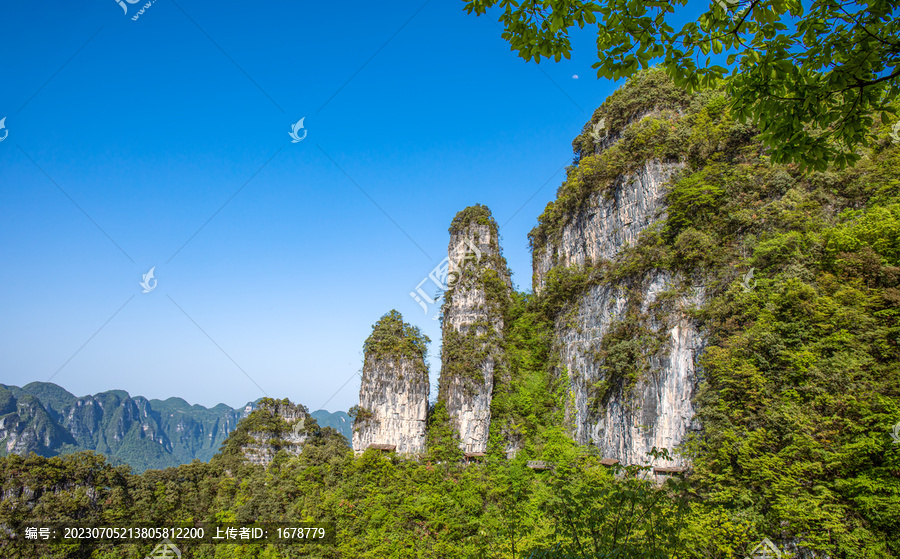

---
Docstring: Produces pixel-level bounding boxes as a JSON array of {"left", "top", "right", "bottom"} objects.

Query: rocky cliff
[
  {"left": 352, "top": 310, "right": 429, "bottom": 455},
  {"left": 532, "top": 159, "right": 683, "bottom": 294},
  {"left": 554, "top": 273, "right": 703, "bottom": 468},
  {"left": 0, "top": 382, "right": 252, "bottom": 471},
  {"left": 529, "top": 71, "right": 702, "bottom": 468},
  {"left": 0, "top": 387, "right": 75, "bottom": 457},
  {"left": 239, "top": 399, "right": 309, "bottom": 467},
  {"left": 438, "top": 205, "right": 512, "bottom": 454}
]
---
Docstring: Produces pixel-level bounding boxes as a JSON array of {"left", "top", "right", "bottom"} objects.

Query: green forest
[{"left": 2, "top": 69, "right": 900, "bottom": 558}]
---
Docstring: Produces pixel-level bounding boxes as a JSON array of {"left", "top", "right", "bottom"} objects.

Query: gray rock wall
[
  {"left": 241, "top": 428, "right": 308, "bottom": 467},
  {"left": 533, "top": 160, "right": 683, "bottom": 294},
  {"left": 240, "top": 400, "right": 309, "bottom": 468},
  {"left": 352, "top": 356, "right": 428, "bottom": 455},
  {"left": 535, "top": 147, "right": 701, "bottom": 467},
  {"left": 439, "top": 209, "right": 511, "bottom": 454},
  {"left": 558, "top": 272, "right": 703, "bottom": 468}
]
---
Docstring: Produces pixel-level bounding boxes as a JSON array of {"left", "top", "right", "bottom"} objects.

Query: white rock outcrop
[
  {"left": 439, "top": 207, "right": 512, "bottom": 454},
  {"left": 240, "top": 400, "right": 309, "bottom": 467},
  {"left": 352, "top": 356, "right": 428, "bottom": 455},
  {"left": 557, "top": 272, "right": 703, "bottom": 468},
  {"left": 533, "top": 160, "right": 683, "bottom": 293},
  {"left": 534, "top": 132, "right": 702, "bottom": 468}
]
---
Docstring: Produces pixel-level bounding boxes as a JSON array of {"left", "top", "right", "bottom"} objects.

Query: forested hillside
[
  {"left": 0, "top": 383, "right": 351, "bottom": 472},
  {"left": 1, "top": 71, "right": 898, "bottom": 558}
]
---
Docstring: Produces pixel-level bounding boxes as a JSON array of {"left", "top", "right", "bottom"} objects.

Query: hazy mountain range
[{"left": 0, "top": 382, "right": 350, "bottom": 472}]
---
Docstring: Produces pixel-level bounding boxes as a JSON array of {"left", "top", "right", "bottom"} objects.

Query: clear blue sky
[{"left": 0, "top": 0, "right": 647, "bottom": 412}]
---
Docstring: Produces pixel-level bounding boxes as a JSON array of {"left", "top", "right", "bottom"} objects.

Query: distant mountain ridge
[
  {"left": 310, "top": 409, "right": 352, "bottom": 437},
  {"left": 0, "top": 382, "right": 350, "bottom": 472}
]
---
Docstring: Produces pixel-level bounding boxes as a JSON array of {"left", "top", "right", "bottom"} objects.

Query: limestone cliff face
[
  {"left": 0, "top": 392, "right": 74, "bottom": 457},
  {"left": 532, "top": 160, "right": 683, "bottom": 294},
  {"left": 240, "top": 399, "right": 309, "bottom": 467},
  {"left": 352, "top": 357, "right": 428, "bottom": 454},
  {"left": 557, "top": 273, "right": 703, "bottom": 468},
  {"left": 438, "top": 205, "right": 512, "bottom": 454},
  {"left": 352, "top": 310, "right": 429, "bottom": 455},
  {"left": 0, "top": 382, "right": 249, "bottom": 471},
  {"left": 533, "top": 110, "right": 702, "bottom": 468}
]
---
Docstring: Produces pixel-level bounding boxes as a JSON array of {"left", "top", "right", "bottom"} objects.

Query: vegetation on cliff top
[
  {"left": 529, "top": 69, "right": 753, "bottom": 253},
  {"left": 362, "top": 310, "right": 430, "bottom": 372},
  {"left": 214, "top": 398, "right": 317, "bottom": 469},
  {"left": 448, "top": 203, "right": 496, "bottom": 235},
  {"left": 571, "top": 67, "right": 694, "bottom": 156}
]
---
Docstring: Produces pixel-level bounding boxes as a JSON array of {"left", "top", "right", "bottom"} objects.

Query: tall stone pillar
[
  {"left": 437, "top": 205, "right": 511, "bottom": 454},
  {"left": 352, "top": 310, "right": 430, "bottom": 455}
]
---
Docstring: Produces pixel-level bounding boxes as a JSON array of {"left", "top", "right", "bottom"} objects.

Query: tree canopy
[{"left": 463, "top": 0, "right": 900, "bottom": 170}]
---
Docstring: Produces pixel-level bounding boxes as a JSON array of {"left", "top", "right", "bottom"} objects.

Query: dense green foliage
[
  {"left": 464, "top": 0, "right": 900, "bottom": 170},
  {"left": 425, "top": 400, "right": 465, "bottom": 463},
  {"left": 0, "top": 439, "right": 705, "bottom": 559},
  {"left": 362, "top": 310, "right": 430, "bottom": 370},
  {"left": 3, "top": 72, "right": 900, "bottom": 558},
  {"left": 489, "top": 292, "right": 565, "bottom": 458},
  {"left": 525, "top": 71, "right": 900, "bottom": 556},
  {"left": 0, "top": 382, "right": 258, "bottom": 472},
  {"left": 675, "top": 151, "right": 900, "bottom": 554},
  {"left": 449, "top": 203, "right": 496, "bottom": 235}
]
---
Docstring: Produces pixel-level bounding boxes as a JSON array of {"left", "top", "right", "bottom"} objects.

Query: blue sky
[{"left": 0, "top": 0, "right": 643, "bottom": 412}]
